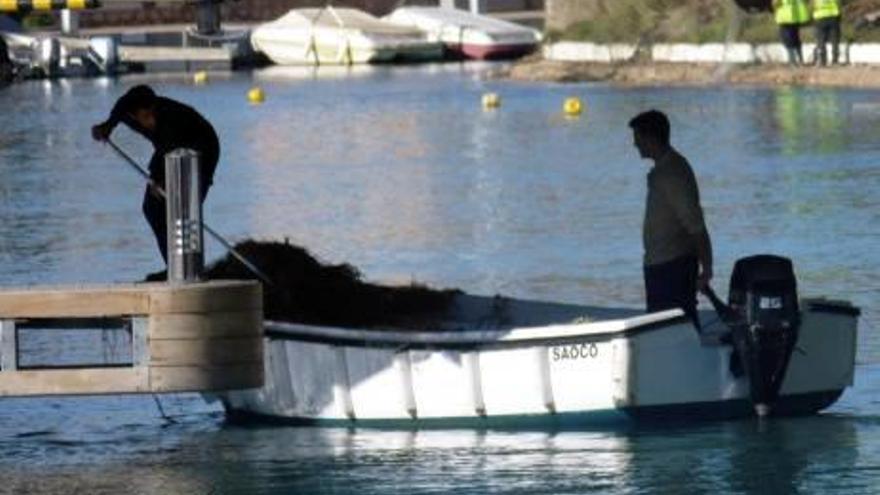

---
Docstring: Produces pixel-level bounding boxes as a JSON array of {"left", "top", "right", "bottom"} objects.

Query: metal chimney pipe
[
  {"left": 165, "top": 149, "right": 204, "bottom": 283},
  {"left": 196, "top": 0, "right": 221, "bottom": 35}
]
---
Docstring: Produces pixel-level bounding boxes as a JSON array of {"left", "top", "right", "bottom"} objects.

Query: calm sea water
[{"left": 1, "top": 63, "right": 879, "bottom": 494}]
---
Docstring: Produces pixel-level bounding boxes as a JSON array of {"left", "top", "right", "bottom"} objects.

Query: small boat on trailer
[
  {"left": 383, "top": 7, "right": 542, "bottom": 60},
  {"left": 250, "top": 6, "right": 443, "bottom": 66},
  {"left": 218, "top": 255, "right": 859, "bottom": 427}
]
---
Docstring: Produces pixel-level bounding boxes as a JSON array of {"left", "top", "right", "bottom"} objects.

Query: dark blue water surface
[{"left": 1, "top": 63, "right": 879, "bottom": 494}]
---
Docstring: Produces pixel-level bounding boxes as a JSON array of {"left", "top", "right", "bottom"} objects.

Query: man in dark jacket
[
  {"left": 630, "top": 110, "right": 713, "bottom": 331},
  {"left": 92, "top": 85, "right": 220, "bottom": 276}
]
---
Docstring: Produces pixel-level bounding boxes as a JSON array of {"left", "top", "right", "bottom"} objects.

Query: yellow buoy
[
  {"left": 248, "top": 87, "right": 265, "bottom": 105},
  {"left": 193, "top": 71, "right": 208, "bottom": 85},
  {"left": 482, "top": 92, "right": 501, "bottom": 110},
  {"left": 564, "top": 97, "right": 583, "bottom": 117}
]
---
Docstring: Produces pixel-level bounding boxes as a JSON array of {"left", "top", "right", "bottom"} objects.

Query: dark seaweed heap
[{"left": 204, "top": 240, "right": 459, "bottom": 328}]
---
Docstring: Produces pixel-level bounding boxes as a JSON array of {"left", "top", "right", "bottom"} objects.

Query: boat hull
[
  {"left": 225, "top": 389, "right": 844, "bottom": 428},
  {"left": 447, "top": 42, "right": 538, "bottom": 60},
  {"left": 250, "top": 7, "right": 443, "bottom": 66},
  {"left": 383, "top": 7, "right": 542, "bottom": 61},
  {"left": 218, "top": 296, "right": 858, "bottom": 428},
  {"left": 251, "top": 36, "right": 441, "bottom": 65}
]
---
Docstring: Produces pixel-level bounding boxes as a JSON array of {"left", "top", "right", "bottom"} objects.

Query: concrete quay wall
[{"left": 544, "top": 41, "right": 880, "bottom": 66}]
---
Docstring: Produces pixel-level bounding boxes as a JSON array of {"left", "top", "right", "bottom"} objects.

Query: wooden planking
[
  {"left": 0, "top": 288, "right": 149, "bottom": 318},
  {"left": 0, "top": 281, "right": 264, "bottom": 397},
  {"left": 148, "top": 282, "right": 262, "bottom": 314},
  {"left": 0, "top": 281, "right": 261, "bottom": 318},
  {"left": 0, "top": 368, "right": 149, "bottom": 397},
  {"left": 150, "top": 337, "right": 262, "bottom": 366},
  {"left": 0, "top": 320, "right": 17, "bottom": 371},
  {"left": 149, "top": 310, "right": 263, "bottom": 339},
  {"left": 0, "top": 363, "right": 263, "bottom": 396},
  {"left": 149, "top": 364, "right": 263, "bottom": 392}
]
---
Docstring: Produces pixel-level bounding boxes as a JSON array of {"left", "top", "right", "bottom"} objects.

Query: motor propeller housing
[{"left": 708, "top": 255, "right": 801, "bottom": 416}]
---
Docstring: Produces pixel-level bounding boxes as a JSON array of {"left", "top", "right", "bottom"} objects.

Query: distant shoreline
[
  {"left": 501, "top": 56, "right": 880, "bottom": 88},
  {"left": 496, "top": 40, "right": 880, "bottom": 88}
]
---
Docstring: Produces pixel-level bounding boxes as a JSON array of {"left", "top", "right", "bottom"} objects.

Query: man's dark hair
[
  {"left": 629, "top": 110, "right": 670, "bottom": 145},
  {"left": 121, "top": 85, "right": 157, "bottom": 112}
]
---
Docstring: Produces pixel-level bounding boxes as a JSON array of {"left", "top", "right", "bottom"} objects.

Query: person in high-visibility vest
[
  {"left": 813, "top": 0, "right": 842, "bottom": 65},
  {"left": 773, "top": 0, "right": 811, "bottom": 65}
]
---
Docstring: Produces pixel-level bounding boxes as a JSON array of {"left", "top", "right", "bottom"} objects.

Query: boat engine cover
[
  {"left": 728, "top": 255, "right": 800, "bottom": 412},
  {"left": 729, "top": 254, "right": 799, "bottom": 330}
]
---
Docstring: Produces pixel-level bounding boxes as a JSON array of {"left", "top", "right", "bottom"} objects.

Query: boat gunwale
[
  {"left": 805, "top": 298, "right": 862, "bottom": 317},
  {"left": 386, "top": 7, "right": 542, "bottom": 36},
  {"left": 263, "top": 308, "right": 690, "bottom": 350}
]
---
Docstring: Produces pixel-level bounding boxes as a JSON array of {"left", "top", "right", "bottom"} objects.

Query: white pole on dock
[
  {"left": 165, "top": 149, "right": 204, "bottom": 283},
  {"left": 60, "top": 10, "right": 79, "bottom": 36},
  {"left": 468, "top": 0, "right": 486, "bottom": 15},
  {"left": 106, "top": 139, "right": 274, "bottom": 286}
]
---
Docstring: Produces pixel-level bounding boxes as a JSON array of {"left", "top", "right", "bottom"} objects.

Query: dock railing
[
  {"left": 0, "top": 148, "right": 263, "bottom": 398},
  {"left": 0, "top": 280, "right": 263, "bottom": 397}
]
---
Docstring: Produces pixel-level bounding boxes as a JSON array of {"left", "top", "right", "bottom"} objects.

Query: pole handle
[{"left": 107, "top": 139, "right": 274, "bottom": 287}]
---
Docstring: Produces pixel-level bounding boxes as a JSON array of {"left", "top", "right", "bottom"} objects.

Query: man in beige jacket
[{"left": 629, "top": 110, "right": 713, "bottom": 330}]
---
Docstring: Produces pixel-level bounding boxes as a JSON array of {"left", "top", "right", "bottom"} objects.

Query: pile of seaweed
[{"left": 204, "top": 240, "right": 460, "bottom": 329}]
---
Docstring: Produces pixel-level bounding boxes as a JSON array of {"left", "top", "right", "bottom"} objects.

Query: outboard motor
[{"left": 707, "top": 255, "right": 800, "bottom": 417}]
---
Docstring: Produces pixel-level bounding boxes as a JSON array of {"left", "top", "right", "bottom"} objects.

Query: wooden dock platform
[{"left": 0, "top": 280, "right": 263, "bottom": 397}]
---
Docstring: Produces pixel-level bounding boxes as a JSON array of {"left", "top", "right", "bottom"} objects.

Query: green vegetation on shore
[{"left": 552, "top": 0, "right": 880, "bottom": 44}]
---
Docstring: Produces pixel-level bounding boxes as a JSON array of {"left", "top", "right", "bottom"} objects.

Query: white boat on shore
[
  {"left": 383, "top": 7, "right": 542, "bottom": 60},
  {"left": 219, "top": 256, "right": 860, "bottom": 428},
  {"left": 250, "top": 7, "right": 443, "bottom": 66}
]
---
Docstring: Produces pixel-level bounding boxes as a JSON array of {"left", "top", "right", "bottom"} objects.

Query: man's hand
[
  {"left": 91, "top": 122, "right": 112, "bottom": 142},
  {"left": 147, "top": 179, "right": 164, "bottom": 199},
  {"left": 697, "top": 268, "right": 713, "bottom": 293}
]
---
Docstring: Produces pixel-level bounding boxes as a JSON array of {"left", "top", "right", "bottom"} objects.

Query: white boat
[
  {"left": 383, "top": 7, "right": 542, "bottom": 60},
  {"left": 250, "top": 6, "right": 443, "bottom": 66},
  {"left": 219, "top": 256, "right": 860, "bottom": 428}
]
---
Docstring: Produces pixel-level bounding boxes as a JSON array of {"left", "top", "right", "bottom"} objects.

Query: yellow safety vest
[
  {"left": 774, "top": 0, "right": 811, "bottom": 25},
  {"left": 813, "top": 0, "right": 840, "bottom": 20}
]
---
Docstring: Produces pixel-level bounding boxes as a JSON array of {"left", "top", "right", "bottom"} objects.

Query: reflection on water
[
  {"left": 1, "top": 65, "right": 880, "bottom": 493},
  {"left": 773, "top": 87, "right": 849, "bottom": 156},
  {"left": 2, "top": 414, "right": 866, "bottom": 494}
]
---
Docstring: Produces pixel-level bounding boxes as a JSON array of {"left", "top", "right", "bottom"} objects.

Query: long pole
[{"left": 106, "top": 139, "right": 274, "bottom": 286}]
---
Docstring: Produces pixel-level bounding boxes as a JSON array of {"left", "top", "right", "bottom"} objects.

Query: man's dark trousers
[{"left": 644, "top": 255, "right": 700, "bottom": 330}]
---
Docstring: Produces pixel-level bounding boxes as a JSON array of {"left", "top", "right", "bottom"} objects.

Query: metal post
[
  {"left": 468, "top": 0, "right": 486, "bottom": 14},
  {"left": 196, "top": 0, "right": 221, "bottom": 36},
  {"left": 165, "top": 149, "right": 204, "bottom": 283},
  {"left": 61, "top": 9, "right": 79, "bottom": 35},
  {"left": 38, "top": 37, "right": 61, "bottom": 77}
]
